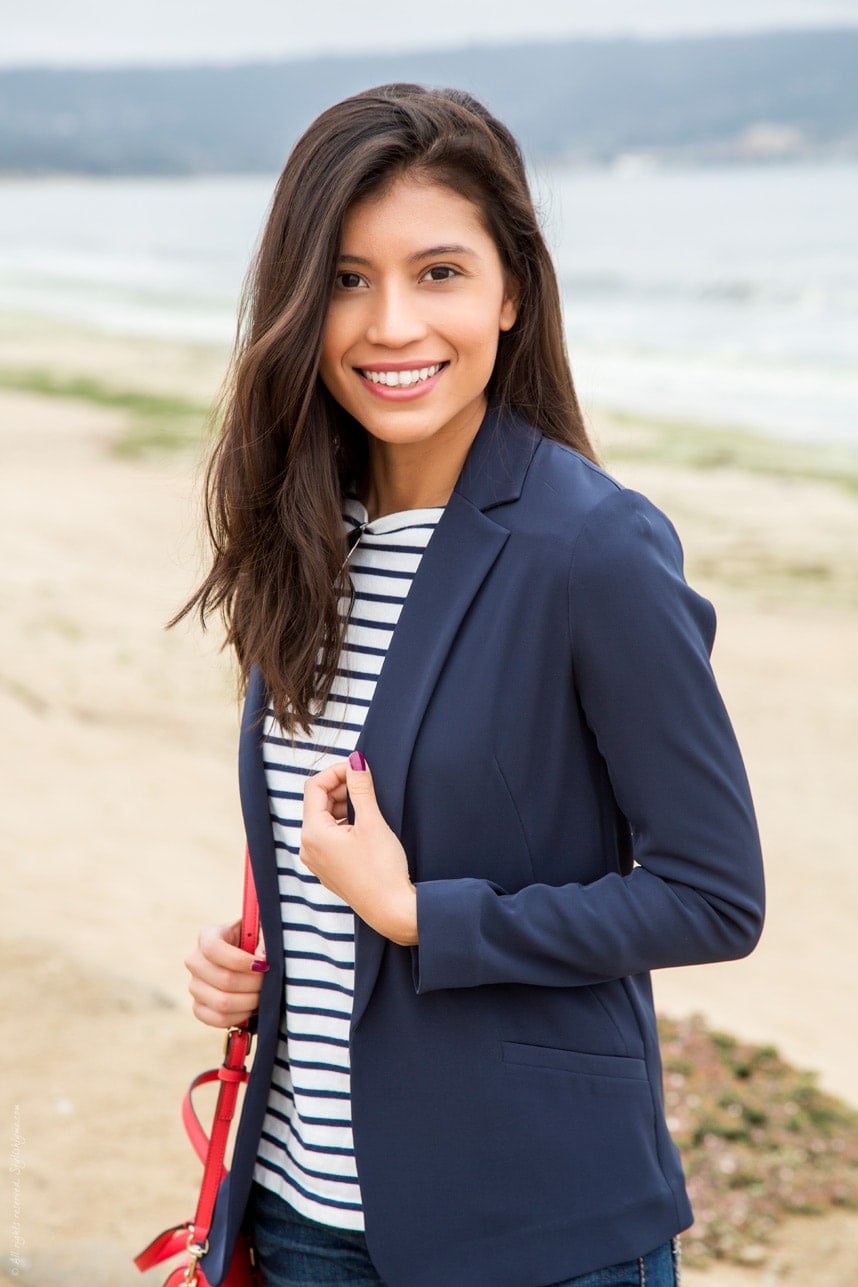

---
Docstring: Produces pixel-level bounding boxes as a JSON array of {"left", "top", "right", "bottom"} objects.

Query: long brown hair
[{"left": 176, "top": 83, "right": 597, "bottom": 734}]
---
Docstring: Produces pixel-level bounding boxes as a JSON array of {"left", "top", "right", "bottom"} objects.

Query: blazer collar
[{"left": 454, "top": 402, "right": 540, "bottom": 512}]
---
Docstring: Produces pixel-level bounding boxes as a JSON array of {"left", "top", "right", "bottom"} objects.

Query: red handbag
[{"left": 135, "top": 850, "right": 263, "bottom": 1287}]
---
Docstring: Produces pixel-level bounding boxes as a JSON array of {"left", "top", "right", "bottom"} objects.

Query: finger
[
  {"left": 188, "top": 973, "right": 260, "bottom": 1009},
  {"left": 306, "top": 761, "right": 349, "bottom": 797},
  {"left": 188, "top": 978, "right": 259, "bottom": 1028},
  {"left": 346, "top": 751, "right": 379, "bottom": 820},
  {"left": 303, "top": 763, "right": 348, "bottom": 824},
  {"left": 187, "top": 922, "right": 268, "bottom": 980},
  {"left": 329, "top": 781, "right": 349, "bottom": 821},
  {"left": 185, "top": 943, "right": 266, "bottom": 993},
  {"left": 325, "top": 781, "right": 348, "bottom": 815}
]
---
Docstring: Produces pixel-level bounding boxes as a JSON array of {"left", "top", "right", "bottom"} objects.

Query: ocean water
[
  {"left": 541, "top": 162, "right": 858, "bottom": 447},
  {"left": 0, "top": 162, "right": 856, "bottom": 446}
]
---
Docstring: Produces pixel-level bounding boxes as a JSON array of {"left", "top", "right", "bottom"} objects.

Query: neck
[
  {"left": 362, "top": 455, "right": 450, "bottom": 520},
  {"left": 360, "top": 402, "right": 485, "bottom": 521}
]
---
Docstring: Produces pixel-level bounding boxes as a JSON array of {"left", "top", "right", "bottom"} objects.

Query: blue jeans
[
  {"left": 548, "top": 1238, "right": 681, "bottom": 1286},
  {"left": 249, "top": 1184, "right": 384, "bottom": 1287},
  {"left": 248, "top": 1182, "right": 681, "bottom": 1286}
]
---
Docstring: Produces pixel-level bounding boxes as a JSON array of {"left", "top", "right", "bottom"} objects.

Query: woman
[{"left": 182, "top": 83, "right": 764, "bottom": 1287}]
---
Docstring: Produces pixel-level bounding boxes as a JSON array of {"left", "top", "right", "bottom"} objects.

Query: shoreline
[
  {"left": 5, "top": 309, "right": 858, "bottom": 464},
  {"left": 2, "top": 317, "right": 857, "bottom": 1283}
]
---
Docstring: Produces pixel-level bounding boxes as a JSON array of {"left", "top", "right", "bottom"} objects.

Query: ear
[{"left": 499, "top": 277, "right": 520, "bottom": 332}]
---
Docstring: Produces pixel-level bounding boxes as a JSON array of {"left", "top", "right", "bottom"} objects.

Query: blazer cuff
[{"left": 411, "top": 878, "right": 500, "bottom": 993}]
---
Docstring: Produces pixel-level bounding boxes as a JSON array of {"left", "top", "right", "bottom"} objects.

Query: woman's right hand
[{"left": 184, "top": 919, "right": 269, "bottom": 1028}]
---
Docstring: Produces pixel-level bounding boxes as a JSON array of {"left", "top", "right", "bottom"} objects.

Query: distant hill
[{"left": 1, "top": 29, "right": 857, "bottom": 174}]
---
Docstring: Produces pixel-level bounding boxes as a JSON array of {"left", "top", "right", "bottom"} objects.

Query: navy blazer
[{"left": 203, "top": 407, "right": 764, "bottom": 1287}]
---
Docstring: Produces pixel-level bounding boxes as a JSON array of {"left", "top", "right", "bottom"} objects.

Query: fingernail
[
  {"left": 349, "top": 751, "right": 367, "bottom": 772},
  {"left": 251, "top": 960, "right": 269, "bottom": 973}
]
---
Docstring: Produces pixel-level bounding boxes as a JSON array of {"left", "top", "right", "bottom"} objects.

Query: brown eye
[
  {"left": 336, "top": 272, "right": 364, "bottom": 290},
  {"left": 424, "top": 266, "right": 457, "bottom": 283}
]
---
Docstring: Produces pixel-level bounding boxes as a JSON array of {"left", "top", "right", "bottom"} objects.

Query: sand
[{"left": 1, "top": 317, "right": 856, "bottom": 1285}]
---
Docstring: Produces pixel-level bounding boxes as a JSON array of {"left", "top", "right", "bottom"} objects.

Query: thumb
[{"left": 347, "top": 751, "right": 379, "bottom": 822}]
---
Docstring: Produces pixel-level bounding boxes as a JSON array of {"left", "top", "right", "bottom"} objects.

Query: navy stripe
[
  {"left": 346, "top": 615, "right": 396, "bottom": 632},
  {"left": 309, "top": 716, "right": 365, "bottom": 732},
  {"left": 277, "top": 868, "right": 329, "bottom": 886},
  {"left": 271, "top": 1066, "right": 351, "bottom": 1101},
  {"left": 347, "top": 590, "right": 403, "bottom": 605},
  {"left": 265, "top": 734, "right": 348, "bottom": 756},
  {"left": 263, "top": 760, "right": 318, "bottom": 778},
  {"left": 325, "top": 689, "right": 372, "bottom": 708},
  {"left": 287, "top": 950, "right": 356, "bottom": 970},
  {"left": 269, "top": 812, "right": 303, "bottom": 829},
  {"left": 342, "top": 641, "right": 389, "bottom": 658},
  {"left": 288, "top": 1004, "right": 353, "bottom": 1021},
  {"left": 286, "top": 924, "right": 355, "bottom": 944},
  {"left": 260, "top": 1131, "right": 359, "bottom": 1179},
  {"left": 348, "top": 563, "right": 415, "bottom": 580},
  {"left": 256, "top": 1158, "right": 363, "bottom": 1212},
  {"left": 288, "top": 1057, "right": 351, "bottom": 1075},
  {"left": 283, "top": 1120, "right": 357, "bottom": 1159},
  {"left": 287, "top": 1029, "right": 350, "bottom": 1050},
  {"left": 265, "top": 1094, "right": 354, "bottom": 1129},
  {"left": 359, "top": 540, "right": 435, "bottom": 554},
  {"left": 295, "top": 1111, "right": 352, "bottom": 1129},
  {"left": 280, "top": 894, "right": 353, "bottom": 916},
  {"left": 288, "top": 976, "right": 354, "bottom": 996}
]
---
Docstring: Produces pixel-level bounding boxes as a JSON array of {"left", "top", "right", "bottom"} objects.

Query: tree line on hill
[{"left": 0, "top": 28, "right": 856, "bottom": 174}]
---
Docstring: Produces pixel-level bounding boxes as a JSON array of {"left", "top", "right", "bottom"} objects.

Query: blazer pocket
[{"left": 501, "top": 1040, "right": 647, "bottom": 1081}]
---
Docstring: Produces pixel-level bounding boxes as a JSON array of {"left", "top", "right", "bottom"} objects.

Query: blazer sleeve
[{"left": 413, "top": 488, "right": 765, "bottom": 993}]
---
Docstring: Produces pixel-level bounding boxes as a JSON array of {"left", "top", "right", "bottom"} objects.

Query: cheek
[{"left": 455, "top": 303, "right": 505, "bottom": 370}]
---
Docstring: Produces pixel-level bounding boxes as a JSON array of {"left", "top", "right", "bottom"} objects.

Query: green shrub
[{"left": 658, "top": 1014, "right": 858, "bottom": 1266}]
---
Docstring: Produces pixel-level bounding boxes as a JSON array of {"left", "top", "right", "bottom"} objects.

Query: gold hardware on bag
[
  {"left": 183, "top": 1228, "right": 209, "bottom": 1285},
  {"left": 223, "top": 1024, "right": 252, "bottom": 1062}
]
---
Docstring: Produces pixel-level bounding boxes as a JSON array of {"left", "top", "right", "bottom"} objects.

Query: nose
[{"left": 365, "top": 282, "right": 429, "bottom": 348}]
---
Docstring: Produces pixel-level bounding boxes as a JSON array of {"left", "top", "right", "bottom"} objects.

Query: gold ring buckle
[{"left": 223, "top": 1024, "right": 252, "bottom": 1061}]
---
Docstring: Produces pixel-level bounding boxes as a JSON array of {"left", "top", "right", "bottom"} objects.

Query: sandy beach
[{"left": 2, "top": 314, "right": 857, "bottom": 1285}]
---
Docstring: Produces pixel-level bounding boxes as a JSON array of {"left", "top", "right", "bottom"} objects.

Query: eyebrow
[{"left": 337, "top": 244, "right": 478, "bottom": 266}]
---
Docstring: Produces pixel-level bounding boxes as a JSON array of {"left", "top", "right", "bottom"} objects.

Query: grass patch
[
  {"left": 0, "top": 365, "right": 213, "bottom": 456},
  {"left": 596, "top": 407, "right": 858, "bottom": 496},
  {"left": 659, "top": 1014, "right": 858, "bottom": 1266}
]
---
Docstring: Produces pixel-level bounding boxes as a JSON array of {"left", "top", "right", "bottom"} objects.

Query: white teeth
[{"left": 361, "top": 363, "right": 443, "bottom": 387}]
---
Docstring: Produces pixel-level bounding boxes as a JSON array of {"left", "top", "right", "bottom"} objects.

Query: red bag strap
[
  {"left": 135, "top": 847, "right": 261, "bottom": 1282},
  {"left": 239, "top": 845, "right": 260, "bottom": 956},
  {"left": 189, "top": 846, "right": 260, "bottom": 1253}
]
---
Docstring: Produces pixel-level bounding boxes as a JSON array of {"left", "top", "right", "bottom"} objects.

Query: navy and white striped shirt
[{"left": 253, "top": 496, "right": 443, "bottom": 1230}]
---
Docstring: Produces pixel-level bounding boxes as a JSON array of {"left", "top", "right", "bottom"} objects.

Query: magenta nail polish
[
  {"left": 251, "top": 960, "right": 269, "bottom": 973},
  {"left": 349, "top": 751, "right": 367, "bottom": 772}
]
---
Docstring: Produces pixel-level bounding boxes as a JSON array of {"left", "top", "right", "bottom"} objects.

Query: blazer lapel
[
  {"left": 237, "top": 407, "right": 541, "bottom": 1029},
  {"left": 239, "top": 666, "right": 285, "bottom": 971},
  {"left": 350, "top": 407, "right": 540, "bottom": 1027}
]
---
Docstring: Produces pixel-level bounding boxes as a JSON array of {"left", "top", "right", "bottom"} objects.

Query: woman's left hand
[{"left": 301, "top": 753, "right": 418, "bottom": 946}]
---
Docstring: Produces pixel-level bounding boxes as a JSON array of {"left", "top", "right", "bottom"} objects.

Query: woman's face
[{"left": 319, "top": 174, "right": 517, "bottom": 457}]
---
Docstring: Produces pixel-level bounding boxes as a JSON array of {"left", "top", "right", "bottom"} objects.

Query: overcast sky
[{"left": 2, "top": 0, "right": 857, "bottom": 67}]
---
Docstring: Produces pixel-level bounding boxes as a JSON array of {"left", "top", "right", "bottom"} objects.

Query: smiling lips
[{"left": 356, "top": 361, "right": 448, "bottom": 399}]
